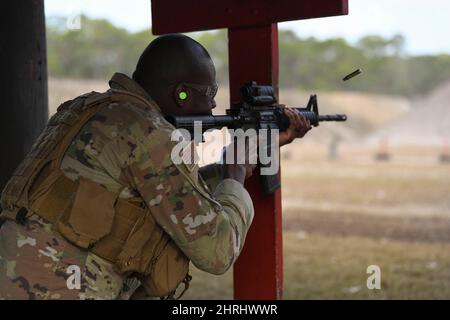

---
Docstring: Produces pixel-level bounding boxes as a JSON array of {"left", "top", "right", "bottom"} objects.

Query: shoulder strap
[{"left": 50, "top": 91, "right": 112, "bottom": 170}]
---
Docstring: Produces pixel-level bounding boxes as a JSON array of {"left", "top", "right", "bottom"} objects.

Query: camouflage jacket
[{"left": 0, "top": 73, "right": 254, "bottom": 299}]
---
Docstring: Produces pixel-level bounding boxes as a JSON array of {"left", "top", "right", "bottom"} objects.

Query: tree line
[{"left": 47, "top": 16, "right": 450, "bottom": 98}]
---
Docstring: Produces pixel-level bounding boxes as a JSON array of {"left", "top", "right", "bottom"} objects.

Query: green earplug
[{"left": 179, "top": 91, "right": 188, "bottom": 100}]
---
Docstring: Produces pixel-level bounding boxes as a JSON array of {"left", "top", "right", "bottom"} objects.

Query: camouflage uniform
[{"left": 0, "top": 73, "right": 254, "bottom": 299}]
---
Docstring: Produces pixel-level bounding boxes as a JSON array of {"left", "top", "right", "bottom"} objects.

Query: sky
[{"left": 44, "top": 0, "right": 450, "bottom": 56}]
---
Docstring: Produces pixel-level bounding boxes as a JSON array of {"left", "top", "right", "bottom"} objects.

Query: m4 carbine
[{"left": 166, "top": 81, "right": 347, "bottom": 195}]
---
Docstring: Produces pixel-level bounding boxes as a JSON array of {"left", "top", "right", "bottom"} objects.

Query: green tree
[{"left": 46, "top": 16, "right": 450, "bottom": 98}]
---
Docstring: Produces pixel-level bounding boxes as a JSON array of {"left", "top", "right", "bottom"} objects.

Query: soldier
[{"left": 0, "top": 34, "right": 311, "bottom": 299}]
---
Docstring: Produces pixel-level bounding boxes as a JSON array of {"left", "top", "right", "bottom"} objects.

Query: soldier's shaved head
[{"left": 133, "top": 34, "right": 217, "bottom": 116}]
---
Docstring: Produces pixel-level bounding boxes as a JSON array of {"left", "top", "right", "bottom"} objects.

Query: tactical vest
[{"left": 0, "top": 89, "right": 190, "bottom": 298}]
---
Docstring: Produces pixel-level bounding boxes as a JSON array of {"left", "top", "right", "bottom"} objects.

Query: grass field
[
  {"left": 184, "top": 232, "right": 450, "bottom": 300},
  {"left": 183, "top": 145, "right": 450, "bottom": 299}
]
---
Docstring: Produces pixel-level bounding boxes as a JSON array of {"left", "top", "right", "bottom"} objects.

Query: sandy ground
[
  {"left": 183, "top": 147, "right": 450, "bottom": 299},
  {"left": 367, "top": 81, "right": 450, "bottom": 146}
]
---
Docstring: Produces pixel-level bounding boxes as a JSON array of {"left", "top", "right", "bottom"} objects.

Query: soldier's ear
[{"left": 174, "top": 83, "right": 191, "bottom": 108}]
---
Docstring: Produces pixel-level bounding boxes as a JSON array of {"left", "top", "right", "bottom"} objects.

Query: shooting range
[{"left": 1, "top": 0, "right": 450, "bottom": 300}]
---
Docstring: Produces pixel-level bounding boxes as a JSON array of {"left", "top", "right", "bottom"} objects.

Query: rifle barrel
[
  {"left": 292, "top": 110, "right": 347, "bottom": 127},
  {"left": 318, "top": 114, "right": 347, "bottom": 122}
]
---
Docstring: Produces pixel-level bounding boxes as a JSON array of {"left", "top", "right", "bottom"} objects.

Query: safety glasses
[{"left": 182, "top": 82, "right": 218, "bottom": 100}]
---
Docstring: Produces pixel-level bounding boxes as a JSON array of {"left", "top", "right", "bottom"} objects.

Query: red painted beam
[
  {"left": 151, "top": 0, "right": 348, "bottom": 34},
  {"left": 229, "top": 24, "right": 283, "bottom": 300}
]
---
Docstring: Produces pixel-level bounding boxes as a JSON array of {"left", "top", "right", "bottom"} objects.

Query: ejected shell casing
[{"left": 343, "top": 68, "right": 362, "bottom": 81}]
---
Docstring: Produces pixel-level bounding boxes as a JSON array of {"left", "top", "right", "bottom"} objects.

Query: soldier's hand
[
  {"left": 279, "top": 107, "right": 312, "bottom": 147},
  {"left": 222, "top": 139, "right": 256, "bottom": 185}
]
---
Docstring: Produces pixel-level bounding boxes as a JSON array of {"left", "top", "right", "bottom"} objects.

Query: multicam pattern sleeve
[
  {"left": 103, "top": 104, "right": 254, "bottom": 275},
  {"left": 198, "top": 163, "right": 223, "bottom": 191}
]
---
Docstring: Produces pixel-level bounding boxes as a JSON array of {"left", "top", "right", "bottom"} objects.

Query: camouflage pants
[{"left": 0, "top": 215, "right": 135, "bottom": 300}]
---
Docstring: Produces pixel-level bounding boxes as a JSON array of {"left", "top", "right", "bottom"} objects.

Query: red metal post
[{"left": 228, "top": 24, "right": 283, "bottom": 300}]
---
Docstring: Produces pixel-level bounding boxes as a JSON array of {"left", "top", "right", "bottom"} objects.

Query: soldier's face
[
  {"left": 163, "top": 57, "right": 217, "bottom": 117},
  {"left": 185, "top": 60, "right": 217, "bottom": 116}
]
